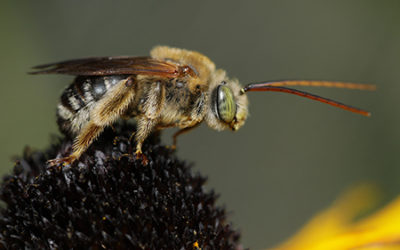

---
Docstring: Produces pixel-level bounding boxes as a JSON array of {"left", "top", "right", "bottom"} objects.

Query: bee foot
[
  {"left": 135, "top": 151, "right": 149, "bottom": 166},
  {"left": 47, "top": 156, "right": 76, "bottom": 167}
]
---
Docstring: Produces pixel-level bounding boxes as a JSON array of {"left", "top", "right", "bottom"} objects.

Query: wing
[{"left": 30, "top": 56, "right": 194, "bottom": 78}]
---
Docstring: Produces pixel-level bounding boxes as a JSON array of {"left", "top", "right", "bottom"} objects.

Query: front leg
[{"left": 170, "top": 123, "right": 200, "bottom": 150}]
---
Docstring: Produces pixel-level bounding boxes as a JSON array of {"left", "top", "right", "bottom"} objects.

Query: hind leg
[
  {"left": 48, "top": 77, "right": 137, "bottom": 167},
  {"left": 48, "top": 122, "right": 104, "bottom": 166}
]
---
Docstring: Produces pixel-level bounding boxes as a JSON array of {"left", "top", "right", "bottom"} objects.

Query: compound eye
[{"left": 216, "top": 85, "right": 236, "bottom": 123}]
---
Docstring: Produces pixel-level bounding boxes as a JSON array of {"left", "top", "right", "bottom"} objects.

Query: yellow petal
[{"left": 272, "top": 183, "right": 400, "bottom": 250}]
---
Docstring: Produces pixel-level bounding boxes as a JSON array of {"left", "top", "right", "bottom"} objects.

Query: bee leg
[
  {"left": 117, "top": 153, "right": 133, "bottom": 161},
  {"left": 109, "top": 123, "right": 116, "bottom": 132},
  {"left": 132, "top": 79, "right": 164, "bottom": 165},
  {"left": 129, "top": 131, "right": 135, "bottom": 142},
  {"left": 170, "top": 123, "right": 200, "bottom": 150},
  {"left": 134, "top": 117, "right": 156, "bottom": 165},
  {"left": 48, "top": 122, "right": 104, "bottom": 167}
]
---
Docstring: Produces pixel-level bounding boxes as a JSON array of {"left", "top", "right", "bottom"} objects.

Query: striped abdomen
[{"left": 57, "top": 75, "right": 129, "bottom": 136}]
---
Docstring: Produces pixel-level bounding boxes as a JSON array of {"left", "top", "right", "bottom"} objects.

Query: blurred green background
[{"left": 1, "top": 1, "right": 399, "bottom": 248}]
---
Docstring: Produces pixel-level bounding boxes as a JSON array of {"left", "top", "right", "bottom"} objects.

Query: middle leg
[{"left": 134, "top": 117, "right": 157, "bottom": 165}]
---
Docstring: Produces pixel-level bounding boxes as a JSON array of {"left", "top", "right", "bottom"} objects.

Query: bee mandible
[{"left": 31, "top": 46, "right": 375, "bottom": 166}]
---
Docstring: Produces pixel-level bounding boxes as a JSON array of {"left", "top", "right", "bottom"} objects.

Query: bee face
[{"left": 206, "top": 70, "right": 248, "bottom": 132}]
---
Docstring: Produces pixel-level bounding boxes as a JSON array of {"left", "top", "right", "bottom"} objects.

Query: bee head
[{"left": 205, "top": 70, "right": 248, "bottom": 131}]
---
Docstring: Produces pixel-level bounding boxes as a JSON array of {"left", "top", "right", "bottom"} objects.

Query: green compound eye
[{"left": 216, "top": 85, "right": 237, "bottom": 123}]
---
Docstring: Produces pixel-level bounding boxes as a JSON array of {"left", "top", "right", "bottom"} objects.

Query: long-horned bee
[{"left": 31, "top": 46, "right": 375, "bottom": 166}]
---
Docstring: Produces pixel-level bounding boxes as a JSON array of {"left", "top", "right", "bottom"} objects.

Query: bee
[{"left": 31, "top": 46, "right": 375, "bottom": 166}]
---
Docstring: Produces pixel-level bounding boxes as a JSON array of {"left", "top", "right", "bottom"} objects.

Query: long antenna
[
  {"left": 245, "top": 80, "right": 376, "bottom": 90},
  {"left": 241, "top": 81, "right": 376, "bottom": 117}
]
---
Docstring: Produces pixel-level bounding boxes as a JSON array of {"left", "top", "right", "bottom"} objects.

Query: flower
[{"left": 0, "top": 123, "right": 241, "bottom": 249}]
